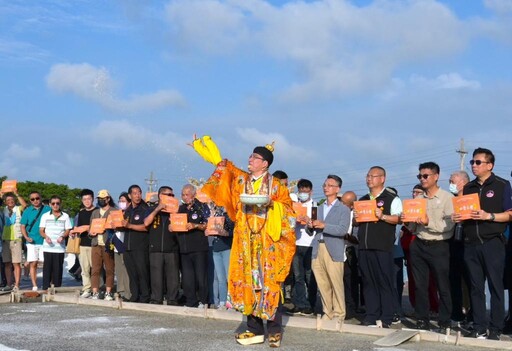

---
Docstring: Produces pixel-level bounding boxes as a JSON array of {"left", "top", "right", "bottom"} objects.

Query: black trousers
[
  {"left": 42, "top": 252, "right": 64, "bottom": 290},
  {"left": 150, "top": 252, "right": 180, "bottom": 303},
  {"left": 124, "top": 249, "right": 150, "bottom": 303},
  {"left": 358, "top": 249, "right": 395, "bottom": 325},
  {"left": 344, "top": 246, "right": 359, "bottom": 315},
  {"left": 464, "top": 237, "right": 505, "bottom": 333},
  {"left": 410, "top": 238, "right": 452, "bottom": 325},
  {"left": 181, "top": 251, "right": 208, "bottom": 307},
  {"left": 247, "top": 305, "right": 283, "bottom": 335}
]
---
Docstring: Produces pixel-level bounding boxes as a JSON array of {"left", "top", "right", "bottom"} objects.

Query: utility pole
[
  {"left": 456, "top": 138, "right": 468, "bottom": 171},
  {"left": 145, "top": 171, "right": 158, "bottom": 193}
]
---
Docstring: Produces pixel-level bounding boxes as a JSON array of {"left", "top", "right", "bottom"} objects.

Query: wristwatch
[{"left": 489, "top": 213, "right": 495, "bottom": 221}]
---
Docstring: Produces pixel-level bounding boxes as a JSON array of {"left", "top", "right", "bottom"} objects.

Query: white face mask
[
  {"left": 297, "top": 192, "right": 310, "bottom": 202},
  {"left": 118, "top": 202, "right": 128, "bottom": 210},
  {"left": 449, "top": 183, "right": 458, "bottom": 195}
]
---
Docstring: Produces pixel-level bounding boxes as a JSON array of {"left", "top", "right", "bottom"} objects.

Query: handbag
[{"left": 66, "top": 235, "right": 81, "bottom": 254}]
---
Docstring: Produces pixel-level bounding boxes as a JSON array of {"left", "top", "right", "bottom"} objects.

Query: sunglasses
[
  {"left": 470, "top": 160, "right": 490, "bottom": 166},
  {"left": 30, "top": 197, "right": 41, "bottom": 201},
  {"left": 161, "top": 193, "right": 175, "bottom": 197},
  {"left": 416, "top": 174, "right": 433, "bottom": 180},
  {"left": 51, "top": 202, "right": 61, "bottom": 206}
]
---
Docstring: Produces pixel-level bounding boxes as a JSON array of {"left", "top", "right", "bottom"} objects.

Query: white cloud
[
  {"left": 236, "top": 127, "right": 315, "bottom": 161},
  {"left": 484, "top": 0, "right": 512, "bottom": 15},
  {"left": 90, "top": 119, "right": 190, "bottom": 154},
  {"left": 5, "top": 143, "right": 41, "bottom": 160},
  {"left": 410, "top": 73, "right": 481, "bottom": 90},
  {"left": 46, "top": 63, "right": 186, "bottom": 113},
  {"left": 163, "top": 0, "right": 467, "bottom": 101}
]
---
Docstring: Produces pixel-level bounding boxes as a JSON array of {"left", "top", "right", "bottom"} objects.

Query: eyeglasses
[
  {"left": 249, "top": 154, "right": 264, "bottom": 160},
  {"left": 417, "top": 174, "right": 434, "bottom": 180},
  {"left": 161, "top": 193, "right": 174, "bottom": 197},
  {"left": 30, "top": 197, "right": 40, "bottom": 201},
  {"left": 50, "top": 202, "right": 61, "bottom": 206},
  {"left": 470, "top": 160, "right": 490, "bottom": 166},
  {"left": 412, "top": 190, "right": 424, "bottom": 195}
]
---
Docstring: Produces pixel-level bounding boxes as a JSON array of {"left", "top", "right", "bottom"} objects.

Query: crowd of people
[{"left": 1, "top": 142, "right": 511, "bottom": 347}]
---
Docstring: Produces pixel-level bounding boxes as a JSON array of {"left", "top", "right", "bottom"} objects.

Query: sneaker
[
  {"left": 80, "top": 290, "right": 91, "bottom": 298},
  {"left": 104, "top": 292, "right": 114, "bottom": 301},
  {"left": 285, "top": 306, "right": 301, "bottom": 315},
  {"left": 91, "top": 292, "right": 100, "bottom": 300},
  {"left": 415, "top": 320, "right": 430, "bottom": 330},
  {"left": 392, "top": 314, "right": 401, "bottom": 325},
  {"left": 13, "top": 286, "right": 19, "bottom": 292},
  {"left": 464, "top": 329, "right": 487, "bottom": 339},
  {"left": 1, "top": 285, "right": 13, "bottom": 292},
  {"left": 32, "top": 286, "right": 38, "bottom": 292},
  {"left": 300, "top": 308, "right": 314, "bottom": 316},
  {"left": 197, "top": 302, "right": 206, "bottom": 309},
  {"left": 487, "top": 330, "right": 501, "bottom": 341},
  {"left": 235, "top": 331, "right": 264, "bottom": 346}
]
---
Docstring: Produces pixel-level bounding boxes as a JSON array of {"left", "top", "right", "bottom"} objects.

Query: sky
[{"left": 1, "top": 0, "right": 511, "bottom": 202}]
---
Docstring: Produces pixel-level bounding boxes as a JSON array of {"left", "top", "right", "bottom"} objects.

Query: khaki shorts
[{"left": 2, "top": 240, "right": 23, "bottom": 264}]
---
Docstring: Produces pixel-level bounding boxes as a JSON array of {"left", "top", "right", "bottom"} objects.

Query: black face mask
[{"left": 98, "top": 199, "right": 108, "bottom": 208}]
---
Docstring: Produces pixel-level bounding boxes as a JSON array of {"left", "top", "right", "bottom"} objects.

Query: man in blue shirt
[{"left": 20, "top": 191, "right": 50, "bottom": 291}]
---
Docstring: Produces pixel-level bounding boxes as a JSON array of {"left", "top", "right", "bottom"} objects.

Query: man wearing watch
[{"left": 454, "top": 147, "right": 512, "bottom": 341}]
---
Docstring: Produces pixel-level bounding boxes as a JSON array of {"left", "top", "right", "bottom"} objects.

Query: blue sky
[{"left": 1, "top": 0, "right": 511, "bottom": 202}]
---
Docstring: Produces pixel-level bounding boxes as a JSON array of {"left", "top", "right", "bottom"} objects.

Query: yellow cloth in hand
[
  {"left": 266, "top": 201, "right": 283, "bottom": 242},
  {"left": 192, "top": 135, "right": 222, "bottom": 166}
]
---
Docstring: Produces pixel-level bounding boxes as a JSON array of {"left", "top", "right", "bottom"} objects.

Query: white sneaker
[
  {"left": 104, "top": 292, "right": 114, "bottom": 301},
  {"left": 80, "top": 290, "right": 91, "bottom": 298},
  {"left": 91, "top": 292, "right": 100, "bottom": 300},
  {"left": 197, "top": 302, "right": 206, "bottom": 309},
  {"left": 32, "top": 286, "right": 38, "bottom": 292}
]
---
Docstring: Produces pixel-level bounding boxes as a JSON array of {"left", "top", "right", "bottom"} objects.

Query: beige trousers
[
  {"left": 79, "top": 246, "right": 92, "bottom": 292},
  {"left": 312, "top": 243, "right": 345, "bottom": 320}
]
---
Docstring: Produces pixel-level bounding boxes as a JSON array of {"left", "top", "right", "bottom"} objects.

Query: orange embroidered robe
[{"left": 202, "top": 161, "right": 296, "bottom": 319}]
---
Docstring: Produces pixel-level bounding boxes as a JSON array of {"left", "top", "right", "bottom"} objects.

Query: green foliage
[{"left": 1, "top": 176, "right": 82, "bottom": 217}]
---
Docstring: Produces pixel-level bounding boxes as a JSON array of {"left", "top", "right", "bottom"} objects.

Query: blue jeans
[
  {"left": 292, "top": 246, "right": 316, "bottom": 309},
  {"left": 212, "top": 249, "right": 231, "bottom": 304}
]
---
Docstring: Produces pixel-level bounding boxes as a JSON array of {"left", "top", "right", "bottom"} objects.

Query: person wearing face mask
[
  {"left": 287, "top": 179, "right": 317, "bottom": 316},
  {"left": 448, "top": 170, "right": 472, "bottom": 326},
  {"left": 69, "top": 189, "right": 97, "bottom": 298},
  {"left": 89, "top": 190, "right": 116, "bottom": 300},
  {"left": 114, "top": 192, "right": 131, "bottom": 301}
]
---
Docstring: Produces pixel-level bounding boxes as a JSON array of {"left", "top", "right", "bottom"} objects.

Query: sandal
[
  {"left": 268, "top": 333, "right": 282, "bottom": 348},
  {"left": 235, "top": 331, "right": 264, "bottom": 345}
]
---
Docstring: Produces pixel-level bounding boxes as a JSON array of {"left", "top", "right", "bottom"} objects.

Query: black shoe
[
  {"left": 503, "top": 323, "right": 512, "bottom": 335},
  {"left": 464, "top": 329, "right": 487, "bottom": 339},
  {"left": 286, "top": 306, "right": 301, "bottom": 315},
  {"left": 415, "top": 320, "right": 430, "bottom": 330},
  {"left": 149, "top": 300, "right": 162, "bottom": 304},
  {"left": 167, "top": 300, "right": 179, "bottom": 306},
  {"left": 392, "top": 314, "right": 401, "bottom": 325},
  {"left": 300, "top": 308, "right": 314, "bottom": 316},
  {"left": 487, "top": 330, "right": 501, "bottom": 341},
  {"left": 360, "top": 320, "right": 377, "bottom": 327}
]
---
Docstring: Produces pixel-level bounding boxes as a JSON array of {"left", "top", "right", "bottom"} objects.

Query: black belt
[
  {"left": 318, "top": 239, "right": 325, "bottom": 243},
  {"left": 416, "top": 238, "right": 446, "bottom": 246}
]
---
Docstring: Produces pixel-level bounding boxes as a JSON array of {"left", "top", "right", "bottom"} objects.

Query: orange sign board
[
  {"left": 452, "top": 193, "right": 481, "bottom": 221},
  {"left": 1, "top": 180, "right": 17, "bottom": 193},
  {"left": 354, "top": 200, "right": 378, "bottom": 223},
  {"left": 161, "top": 195, "right": 180, "bottom": 213},
  {"left": 105, "top": 210, "right": 124, "bottom": 229},
  {"left": 90, "top": 218, "right": 107, "bottom": 234},
  {"left": 170, "top": 213, "right": 188, "bottom": 232},
  {"left": 196, "top": 188, "right": 211, "bottom": 203},
  {"left": 293, "top": 202, "right": 307, "bottom": 224},
  {"left": 402, "top": 199, "right": 427, "bottom": 222},
  {"left": 205, "top": 216, "right": 226, "bottom": 236}
]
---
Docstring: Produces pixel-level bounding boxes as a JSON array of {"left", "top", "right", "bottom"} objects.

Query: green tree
[{"left": 1, "top": 176, "right": 82, "bottom": 217}]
